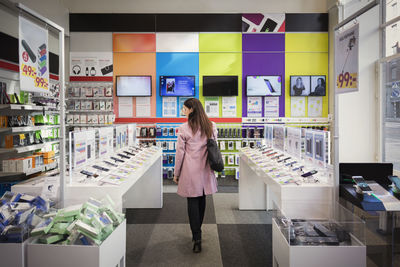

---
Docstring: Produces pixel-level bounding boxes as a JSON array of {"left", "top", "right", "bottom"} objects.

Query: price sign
[
  {"left": 21, "top": 64, "right": 37, "bottom": 79},
  {"left": 336, "top": 72, "right": 357, "bottom": 89},
  {"left": 34, "top": 77, "right": 49, "bottom": 89}
]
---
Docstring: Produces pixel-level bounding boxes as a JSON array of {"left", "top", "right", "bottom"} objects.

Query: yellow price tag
[
  {"left": 21, "top": 64, "right": 37, "bottom": 79},
  {"left": 336, "top": 72, "right": 357, "bottom": 89},
  {"left": 34, "top": 77, "right": 49, "bottom": 90}
]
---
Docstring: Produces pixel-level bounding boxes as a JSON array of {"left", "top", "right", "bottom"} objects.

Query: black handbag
[{"left": 207, "top": 135, "right": 224, "bottom": 172}]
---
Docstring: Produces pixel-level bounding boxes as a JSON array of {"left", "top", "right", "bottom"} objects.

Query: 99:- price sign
[
  {"left": 336, "top": 72, "right": 357, "bottom": 89},
  {"left": 21, "top": 63, "right": 49, "bottom": 90}
]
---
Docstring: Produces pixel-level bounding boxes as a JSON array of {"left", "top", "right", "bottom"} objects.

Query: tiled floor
[{"left": 126, "top": 187, "right": 398, "bottom": 267}]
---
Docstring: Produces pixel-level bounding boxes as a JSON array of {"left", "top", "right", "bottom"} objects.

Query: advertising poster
[
  {"left": 73, "top": 131, "right": 87, "bottom": 168},
  {"left": 290, "top": 97, "right": 306, "bottom": 117},
  {"left": 222, "top": 96, "right": 237, "bottom": 117},
  {"left": 136, "top": 97, "right": 151, "bottom": 117},
  {"left": 204, "top": 97, "right": 219, "bottom": 117},
  {"left": 70, "top": 52, "right": 113, "bottom": 77},
  {"left": 162, "top": 97, "right": 177, "bottom": 117},
  {"left": 19, "top": 16, "right": 49, "bottom": 93},
  {"left": 86, "top": 130, "right": 96, "bottom": 165},
  {"left": 242, "top": 13, "right": 285, "bottom": 33},
  {"left": 264, "top": 97, "right": 279, "bottom": 117},
  {"left": 286, "top": 127, "right": 302, "bottom": 158},
  {"left": 308, "top": 97, "right": 323, "bottom": 117},
  {"left": 179, "top": 97, "right": 190, "bottom": 117},
  {"left": 247, "top": 97, "right": 262, "bottom": 117},
  {"left": 99, "top": 127, "right": 114, "bottom": 158},
  {"left": 118, "top": 97, "right": 133, "bottom": 118},
  {"left": 335, "top": 24, "right": 359, "bottom": 94}
]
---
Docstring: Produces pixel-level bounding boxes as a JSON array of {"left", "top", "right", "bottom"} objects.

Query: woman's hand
[{"left": 173, "top": 176, "right": 179, "bottom": 184}]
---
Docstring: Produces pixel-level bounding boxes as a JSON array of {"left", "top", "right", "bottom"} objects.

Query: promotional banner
[
  {"left": 70, "top": 52, "right": 113, "bottom": 77},
  {"left": 204, "top": 97, "right": 219, "bottom": 117},
  {"left": 19, "top": 16, "right": 49, "bottom": 93},
  {"left": 242, "top": 13, "right": 285, "bottom": 33},
  {"left": 247, "top": 97, "right": 262, "bottom": 117},
  {"left": 335, "top": 24, "right": 359, "bottom": 94}
]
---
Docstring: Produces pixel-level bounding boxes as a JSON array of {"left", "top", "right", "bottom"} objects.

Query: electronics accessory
[{"left": 301, "top": 170, "right": 318, "bottom": 178}]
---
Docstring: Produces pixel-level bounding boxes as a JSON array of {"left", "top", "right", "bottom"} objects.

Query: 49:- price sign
[
  {"left": 21, "top": 64, "right": 49, "bottom": 90},
  {"left": 336, "top": 72, "right": 357, "bottom": 89}
]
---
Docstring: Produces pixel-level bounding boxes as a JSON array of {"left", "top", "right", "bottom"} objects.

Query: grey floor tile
[
  {"left": 126, "top": 193, "right": 216, "bottom": 224},
  {"left": 218, "top": 224, "right": 272, "bottom": 267},
  {"left": 217, "top": 186, "right": 238, "bottom": 193},
  {"left": 213, "top": 193, "right": 272, "bottom": 224},
  {"left": 127, "top": 224, "right": 223, "bottom": 267}
]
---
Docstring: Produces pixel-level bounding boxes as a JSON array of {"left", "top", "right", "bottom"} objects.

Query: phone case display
[
  {"left": 156, "top": 123, "right": 179, "bottom": 181},
  {"left": 136, "top": 124, "right": 157, "bottom": 147},
  {"left": 272, "top": 204, "right": 366, "bottom": 267},
  {"left": 66, "top": 82, "right": 114, "bottom": 127}
]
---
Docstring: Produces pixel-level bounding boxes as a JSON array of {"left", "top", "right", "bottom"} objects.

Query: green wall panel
[{"left": 199, "top": 33, "right": 242, "bottom": 52}]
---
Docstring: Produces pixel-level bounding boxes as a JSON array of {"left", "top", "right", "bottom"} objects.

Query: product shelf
[
  {"left": 0, "top": 140, "right": 60, "bottom": 154},
  {"left": 0, "top": 125, "right": 60, "bottom": 133},
  {"left": 67, "top": 110, "right": 114, "bottom": 113},
  {"left": 66, "top": 97, "right": 113, "bottom": 100},
  {"left": 0, "top": 161, "right": 58, "bottom": 181},
  {"left": 66, "top": 123, "right": 113, "bottom": 127}
]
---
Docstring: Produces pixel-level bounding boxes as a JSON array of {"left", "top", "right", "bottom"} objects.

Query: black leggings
[{"left": 187, "top": 193, "right": 206, "bottom": 241}]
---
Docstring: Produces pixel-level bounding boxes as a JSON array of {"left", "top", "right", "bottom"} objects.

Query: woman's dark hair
[
  {"left": 184, "top": 98, "right": 213, "bottom": 138},
  {"left": 317, "top": 78, "right": 326, "bottom": 87}
]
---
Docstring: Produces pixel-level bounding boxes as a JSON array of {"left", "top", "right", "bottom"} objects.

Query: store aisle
[{"left": 125, "top": 189, "right": 273, "bottom": 267}]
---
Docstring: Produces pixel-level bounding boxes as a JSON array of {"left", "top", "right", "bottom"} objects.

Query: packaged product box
[
  {"left": 85, "top": 87, "right": 93, "bottom": 97},
  {"left": 105, "top": 87, "right": 112, "bottom": 97},
  {"left": 48, "top": 115, "right": 54, "bottom": 125},
  {"left": 73, "top": 115, "right": 80, "bottom": 124},
  {"left": 106, "top": 101, "right": 112, "bottom": 111},
  {"left": 73, "top": 87, "right": 80, "bottom": 97},
  {"left": 85, "top": 101, "right": 92, "bottom": 110},
  {"left": 98, "top": 115, "right": 105, "bottom": 124},
  {"left": 8, "top": 159, "right": 17, "bottom": 172},
  {"left": 66, "top": 115, "right": 74, "bottom": 124},
  {"left": 26, "top": 156, "right": 36, "bottom": 168},
  {"left": 99, "top": 101, "right": 105, "bottom": 111},
  {"left": 5, "top": 135, "right": 13, "bottom": 148},
  {"left": 80, "top": 115, "right": 87, "bottom": 124},
  {"left": 92, "top": 115, "right": 99, "bottom": 124},
  {"left": 74, "top": 101, "right": 81, "bottom": 110},
  {"left": 43, "top": 158, "right": 55, "bottom": 165},
  {"left": 93, "top": 101, "right": 100, "bottom": 110},
  {"left": 34, "top": 151, "right": 55, "bottom": 159},
  {"left": 17, "top": 157, "right": 33, "bottom": 172},
  {"left": 87, "top": 115, "right": 93, "bottom": 124},
  {"left": 2, "top": 159, "right": 9, "bottom": 172}
]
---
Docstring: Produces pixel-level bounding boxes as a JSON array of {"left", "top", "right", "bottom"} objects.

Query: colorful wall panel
[
  {"left": 113, "top": 33, "right": 156, "bottom": 52},
  {"left": 199, "top": 33, "right": 242, "bottom": 52},
  {"left": 156, "top": 33, "right": 199, "bottom": 52},
  {"left": 242, "top": 34, "right": 285, "bottom": 118},
  {"left": 156, "top": 52, "right": 200, "bottom": 117},
  {"left": 285, "top": 33, "right": 329, "bottom": 117},
  {"left": 199, "top": 52, "right": 242, "bottom": 117}
]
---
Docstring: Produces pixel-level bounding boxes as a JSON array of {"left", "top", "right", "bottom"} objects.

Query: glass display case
[{"left": 272, "top": 203, "right": 366, "bottom": 267}]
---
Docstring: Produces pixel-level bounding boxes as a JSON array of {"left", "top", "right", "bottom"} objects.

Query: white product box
[
  {"left": 66, "top": 115, "right": 74, "bottom": 124},
  {"left": 48, "top": 115, "right": 54, "bottom": 125},
  {"left": 106, "top": 102, "right": 112, "bottom": 111},
  {"left": 8, "top": 159, "right": 17, "bottom": 172},
  {"left": 85, "top": 101, "right": 93, "bottom": 110},
  {"left": 17, "top": 158, "right": 33, "bottom": 172},
  {"left": 105, "top": 87, "right": 113, "bottom": 97},
  {"left": 85, "top": 87, "right": 93, "bottom": 97},
  {"left": 80, "top": 115, "right": 87, "bottom": 124},
  {"left": 74, "top": 101, "right": 81, "bottom": 110},
  {"left": 2, "top": 160, "right": 9, "bottom": 172},
  {"left": 99, "top": 101, "right": 106, "bottom": 111},
  {"left": 108, "top": 115, "right": 114, "bottom": 124},
  {"left": 87, "top": 115, "right": 93, "bottom": 124},
  {"left": 94, "top": 101, "right": 100, "bottom": 110},
  {"left": 73, "top": 87, "right": 80, "bottom": 97},
  {"left": 73, "top": 115, "right": 80, "bottom": 124},
  {"left": 98, "top": 115, "right": 105, "bottom": 124},
  {"left": 92, "top": 115, "right": 99, "bottom": 124}
]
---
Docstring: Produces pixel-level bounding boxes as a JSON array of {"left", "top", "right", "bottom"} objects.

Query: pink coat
[{"left": 174, "top": 122, "right": 218, "bottom": 198}]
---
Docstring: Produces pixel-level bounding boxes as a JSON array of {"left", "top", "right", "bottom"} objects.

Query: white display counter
[
  {"left": 12, "top": 149, "right": 163, "bottom": 211},
  {"left": 27, "top": 220, "right": 126, "bottom": 267},
  {"left": 239, "top": 150, "right": 333, "bottom": 219},
  {"left": 0, "top": 240, "right": 28, "bottom": 267}
]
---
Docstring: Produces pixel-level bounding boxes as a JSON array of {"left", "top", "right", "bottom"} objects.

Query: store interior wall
[
  {"left": 338, "top": 5, "right": 380, "bottom": 162},
  {"left": 61, "top": 0, "right": 328, "bottom": 13}
]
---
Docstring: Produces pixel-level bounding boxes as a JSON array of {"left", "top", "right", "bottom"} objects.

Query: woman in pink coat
[{"left": 173, "top": 98, "right": 218, "bottom": 253}]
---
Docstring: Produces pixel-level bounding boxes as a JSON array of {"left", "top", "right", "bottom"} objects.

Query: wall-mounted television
[
  {"left": 310, "top": 75, "right": 326, "bottom": 96},
  {"left": 159, "top": 76, "right": 195, "bottom": 97},
  {"left": 203, "top": 76, "right": 238, "bottom": 96},
  {"left": 116, "top": 76, "right": 152, "bottom": 97},
  {"left": 290, "top": 76, "right": 311, "bottom": 96},
  {"left": 246, "top": 75, "right": 282, "bottom": 96}
]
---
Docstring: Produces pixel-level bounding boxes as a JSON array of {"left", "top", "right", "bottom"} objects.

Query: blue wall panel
[{"left": 156, "top": 52, "right": 200, "bottom": 117}]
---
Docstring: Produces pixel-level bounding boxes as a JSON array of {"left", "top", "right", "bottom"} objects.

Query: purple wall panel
[
  {"left": 242, "top": 34, "right": 285, "bottom": 117},
  {"left": 242, "top": 33, "right": 285, "bottom": 52},
  {"left": 242, "top": 53, "right": 285, "bottom": 117}
]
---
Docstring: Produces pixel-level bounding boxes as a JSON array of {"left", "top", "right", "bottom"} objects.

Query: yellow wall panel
[
  {"left": 199, "top": 33, "right": 242, "bottom": 52},
  {"left": 285, "top": 33, "right": 328, "bottom": 53}
]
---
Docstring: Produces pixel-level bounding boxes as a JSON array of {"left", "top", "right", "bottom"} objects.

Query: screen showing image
[
  {"left": 160, "top": 76, "right": 195, "bottom": 96},
  {"left": 116, "top": 76, "right": 152, "bottom": 97},
  {"left": 290, "top": 76, "right": 311, "bottom": 96},
  {"left": 203, "top": 76, "right": 238, "bottom": 96},
  {"left": 246, "top": 75, "right": 282, "bottom": 96},
  {"left": 310, "top": 76, "right": 326, "bottom": 96}
]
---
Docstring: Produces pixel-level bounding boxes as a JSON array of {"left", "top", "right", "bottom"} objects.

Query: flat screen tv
[
  {"left": 290, "top": 76, "right": 311, "bottom": 96},
  {"left": 159, "top": 76, "right": 195, "bottom": 97},
  {"left": 116, "top": 76, "right": 152, "bottom": 97},
  {"left": 203, "top": 76, "right": 238, "bottom": 96},
  {"left": 310, "top": 75, "right": 326, "bottom": 96},
  {"left": 246, "top": 75, "right": 282, "bottom": 96}
]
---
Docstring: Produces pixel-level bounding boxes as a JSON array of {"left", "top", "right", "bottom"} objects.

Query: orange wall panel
[
  {"left": 113, "top": 52, "right": 156, "bottom": 118},
  {"left": 113, "top": 33, "right": 156, "bottom": 52}
]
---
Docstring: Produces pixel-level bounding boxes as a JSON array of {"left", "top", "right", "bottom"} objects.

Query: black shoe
[{"left": 193, "top": 240, "right": 202, "bottom": 253}]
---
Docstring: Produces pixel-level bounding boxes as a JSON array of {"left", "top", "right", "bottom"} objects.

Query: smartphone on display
[
  {"left": 261, "top": 18, "right": 278, "bottom": 32},
  {"left": 301, "top": 170, "right": 318, "bottom": 177},
  {"left": 389, "top": 176, "right": 400, "bottom": 189},
  {"left": 264, "top": 79, "right": 276, "bottom": 93},
  {"left": 352, "top": 176, "right": 373, "bottom": 193}
]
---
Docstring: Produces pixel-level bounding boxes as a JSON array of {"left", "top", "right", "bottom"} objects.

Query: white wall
[
  {"left": 338, "top": 6, "right": 380, "bottom": 162},
  {"left": 62, "top": 0, "right": 327, "bottom": 13}
]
